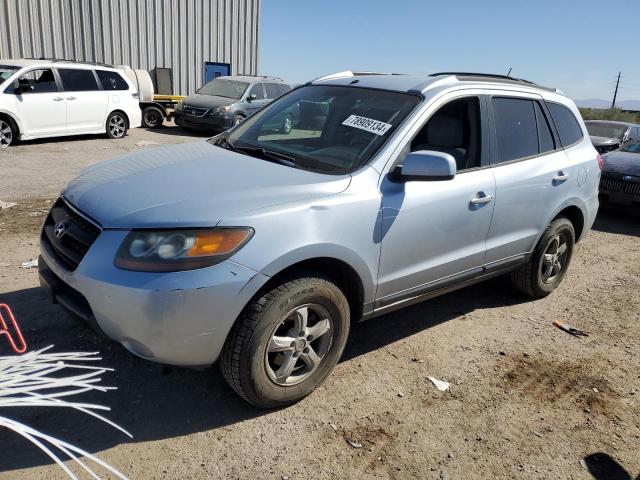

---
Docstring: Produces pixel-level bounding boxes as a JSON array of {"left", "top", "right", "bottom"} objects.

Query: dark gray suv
[{"left": 174, "top": 75, "right": 291, "bottom": 133}]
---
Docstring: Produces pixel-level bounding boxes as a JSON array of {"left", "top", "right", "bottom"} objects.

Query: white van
[{"left": 0, "top": 58, "right": 142, "bottom": 147}]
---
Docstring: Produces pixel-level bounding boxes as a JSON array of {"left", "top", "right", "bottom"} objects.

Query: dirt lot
[{"left": 0, "top": 126, "right": 639, "bottom": 479}]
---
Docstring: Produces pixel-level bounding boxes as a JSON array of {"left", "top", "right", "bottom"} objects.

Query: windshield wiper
[{"left": 229, "top": 144, "right": 297, "bottom": 167}]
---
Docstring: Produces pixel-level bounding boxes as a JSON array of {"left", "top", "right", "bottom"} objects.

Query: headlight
[
  {"left": 114, "top": 228, "right": 253, "bottom": 272},
  {"left": 211, "top": 106, "right": 229, "bottom": 116},
  {"left": 175, "top": 100, "right": 184, "bottom": 111}
]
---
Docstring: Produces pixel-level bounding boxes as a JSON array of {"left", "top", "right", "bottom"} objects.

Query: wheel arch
[
  {"left": 0, "top": 111, "right": 21, "bottom": 137},
  {"left": 107, "top": 109, "right": 130, "bottom": 128},
  {"left": 554, "top": 204, "right": 585, "bottom": 243},
  {"left": 252, "top": 256, "right": 369, "bottom": 324}
]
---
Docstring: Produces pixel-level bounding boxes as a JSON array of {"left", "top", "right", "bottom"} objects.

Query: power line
[{"left": 612, "top": 71, "right": 621, "bottom": 109}]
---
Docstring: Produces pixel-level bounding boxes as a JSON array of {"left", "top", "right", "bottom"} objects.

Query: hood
[
  {"left": 602, "top": 150, "right": 640, "bottom": 176},
  {"left": 183, "top": 93, "right": 237, "bottom": 109},
  {"left": 590, "top": 135, "right": 619, "bottom": 147},
  {"left": 63, "top": 141, "right": 351, "bottom": 229}
]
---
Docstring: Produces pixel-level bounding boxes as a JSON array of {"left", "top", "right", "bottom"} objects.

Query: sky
[{"left": 260, "top": 0, "right": 640, "bottom": 101}]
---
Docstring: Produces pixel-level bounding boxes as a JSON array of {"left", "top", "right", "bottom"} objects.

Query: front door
[
  {"left": 57, "top": 68, "right": 108, "bottom": 132},
  {"left": 204, "top": 62, "right": 231, "bottom": 83},
  {"left": 13, "top": 68, "right": 66, "bottom": 137},
  {"left": 376, "top": 95, "right": 495, "bottom": 308}
]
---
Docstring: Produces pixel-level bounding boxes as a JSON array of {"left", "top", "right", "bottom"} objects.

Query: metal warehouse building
[{"left": 0, "top": 0, "right": 261, "bottom": 95}]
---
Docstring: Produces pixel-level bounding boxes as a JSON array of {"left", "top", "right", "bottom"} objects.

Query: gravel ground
[{"left": 0, "top": 126, "right": 639, "bottom": 479}]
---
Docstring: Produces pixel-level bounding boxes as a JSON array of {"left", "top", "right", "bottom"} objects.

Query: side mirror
[
  {"left": 247, "top": 93, "right": 257, "bottom": 102},
  {"left": 14, "top": 84, "right": 34, "bottom": 95},
  {"left": 391, "top": 150, "right": 457, "bottom": 181}
]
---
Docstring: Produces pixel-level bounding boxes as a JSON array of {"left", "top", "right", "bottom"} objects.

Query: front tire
[
  {"left": 220, "top": 275, "right": 350, "bottom": 408},
  {"left": 105, "top": 112, "right": 128, "bottom": 139},
  {"left": 0, "top": 117, "right": 17, "bottom": 148},
  {"left": 511, "top": 217, "right": 575, "bottom": 298}
]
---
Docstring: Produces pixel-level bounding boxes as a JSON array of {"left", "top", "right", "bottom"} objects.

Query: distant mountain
[{"left": 575, "top": 98, "right": 640, "bottom": 110}]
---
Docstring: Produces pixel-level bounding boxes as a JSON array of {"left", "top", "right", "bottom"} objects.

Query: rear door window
[
  {"left": 58, "top": 68, "right": 99, "bottom": 91},
  {"left": 96, "top": 70, "right": 129, "bottom": 90},
  {"left": 264, "top": 83, "right": 281, "bottom": 99},
  {"left": 547, "top": 102, "right": 583, "bottom": 147},
  {"left": 492, "top": 97, "right": 539, "bottom": 163}
]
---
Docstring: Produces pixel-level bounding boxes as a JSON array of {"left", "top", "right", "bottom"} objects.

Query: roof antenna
[{"left": 506, "top": 67, "right": 513, "bottom": 77}]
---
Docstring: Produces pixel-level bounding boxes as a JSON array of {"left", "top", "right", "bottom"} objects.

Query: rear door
[
  {"left": 484, "top": 92, "right": 574, "bottom": 264},
  {"left": 12, "top": 68, "right": 66, "bottom": 136},
  {"left": 57, "top": 68, "right": 108, "bottom": 132}
]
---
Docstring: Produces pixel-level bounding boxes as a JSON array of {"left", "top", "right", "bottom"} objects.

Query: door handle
[
  {"left": 553, "top": 171, "right": 570, "bottom": 184},
  {"left": 470, "top": 192, "right": 493, "bottom": 207},
  {"left": 53, "top": 97, "right": 64, "bottom": 101},
  {"left": 66, "top": 96, "right": 76, "bottom": 101}
]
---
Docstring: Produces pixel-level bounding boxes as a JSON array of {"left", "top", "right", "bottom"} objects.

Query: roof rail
[
  {"left": 235, "top": 73, "right": 285, "bottom": 81},
  {"left": 310, "top": 70, "right": 400, "bottom": 84},
  {"left": 24, "top": 57, "right": 115, "bottom": 68},
  {"left": 429, "top": 72, "right": 556, "bottom": 92}
]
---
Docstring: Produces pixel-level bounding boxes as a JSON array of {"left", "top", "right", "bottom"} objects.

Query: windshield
[
  {"left": 196, "top": 79, "right": 249, "bottom": 99},
  {"left": 212, "top": 85, "right": 421, "bottom": 174},
  {"left": 586, "top": 122, "right": 627, "bottom": 140},
  {"left": 621, "top": 139, "right": 640, "bottom": 154},
  {"left": 0, "top": 65, "right": 19, "bottom": 84}
]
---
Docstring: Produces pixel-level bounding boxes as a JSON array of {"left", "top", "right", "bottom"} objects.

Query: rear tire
[
  {"left": 220, "top": 275, "right": 350, "bottom": 408},
  {"left": 141, "top": 106, "right": 164, "bottom": 128},
  {"left": 105, "top": 112, "right": 128, "bottom": 139},
  {"left": 0, "top": 117, "right": 18, "bottom": 148},
  {"left": 511, "top": 217, "right": 575, "bottom": 298}
]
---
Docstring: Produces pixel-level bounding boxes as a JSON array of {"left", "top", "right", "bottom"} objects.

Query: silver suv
[
  {"left": 174, "top": 75, "right": 291, "bottom": 133},
  {"left": 39, "top": 71, "right": 601, "bottom": 408}
]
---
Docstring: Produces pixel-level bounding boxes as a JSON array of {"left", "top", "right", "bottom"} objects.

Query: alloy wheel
[
  {"left": 109, "top": 115, "right": 126, "bottom": 138},
  {"left": 540, "top": 234, "right": 568, "bottom": 284},
  {"left": 0, "top": 120, "right": 12, "bottom": 148},
  {"left": 265, "top": 303, "right": 334, "bottom": 386}
]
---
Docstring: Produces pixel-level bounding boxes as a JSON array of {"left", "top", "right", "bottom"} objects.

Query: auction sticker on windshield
[{"left": 342, "top": 115, "right": 392, "bottom": 136}]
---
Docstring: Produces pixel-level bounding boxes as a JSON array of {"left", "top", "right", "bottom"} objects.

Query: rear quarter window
[
  {"left": 96, "top": 70, "right": 129, "bottom": 90},
  {"left": 547, "top": 102, "right": 583, "bottom": 147}
]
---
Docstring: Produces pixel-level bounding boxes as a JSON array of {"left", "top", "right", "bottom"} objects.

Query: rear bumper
[
  {"left": 174, "top": 111, "right": 233, "bottom": 132},
  {"left": 38, "top": 230, "right": 269, "bottom": 367}
]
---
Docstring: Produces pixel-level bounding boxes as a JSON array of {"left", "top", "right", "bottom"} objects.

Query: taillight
[{"left": 596, "top": 154, "right": 604, "bottom": 171}]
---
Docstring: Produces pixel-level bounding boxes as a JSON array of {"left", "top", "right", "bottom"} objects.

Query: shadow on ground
[
  {"left": 0, "top": 274, "right": 527, "bottom": 473},
  {"left": 582, "top": 452, "right": 639, "bottom": 480},
  {"left": 592, "top": 205, "right": 640, "bottom": 238}
]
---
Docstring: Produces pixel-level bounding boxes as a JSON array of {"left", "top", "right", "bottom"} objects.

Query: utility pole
[{"left": 611, "top": 71, "right": 621, "bottom": 109}]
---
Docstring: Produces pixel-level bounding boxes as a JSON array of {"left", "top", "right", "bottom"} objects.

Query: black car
[
  {"left": 599, "top": 138, "right": 640, "bottom": 207},
  {"left": 585, "top": 120, "right": 640, "bottom": 153}
]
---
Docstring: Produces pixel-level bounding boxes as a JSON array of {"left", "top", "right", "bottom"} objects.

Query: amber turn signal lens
[{"left": 187, "top": 229, "right": 252, "bottom": 257}]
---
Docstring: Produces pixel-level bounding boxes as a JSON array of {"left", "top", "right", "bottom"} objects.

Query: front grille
[
  {"left": 600, "top": 173, "right": 640, "bottom": 196},
  {"left": 184, "top": 106, "right": 209, "bottom": 117},
  {"left": 41, "top": 198, "right": 101, "bottom": 271}
]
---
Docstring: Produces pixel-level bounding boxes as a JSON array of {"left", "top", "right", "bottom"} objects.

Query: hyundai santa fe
[{"left": 38, "top": 71, "right": 601, "bottom": 408}]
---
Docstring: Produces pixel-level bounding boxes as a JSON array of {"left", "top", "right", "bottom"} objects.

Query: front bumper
[
  {"left": 599, "top": 173, "right": 640, "bottom": 207},
  {"left": 174, "top": 110, "right": 233, "bottom": 132},
  {"left": 39, "top": 230, "right": 268, "bottom": 367}
]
